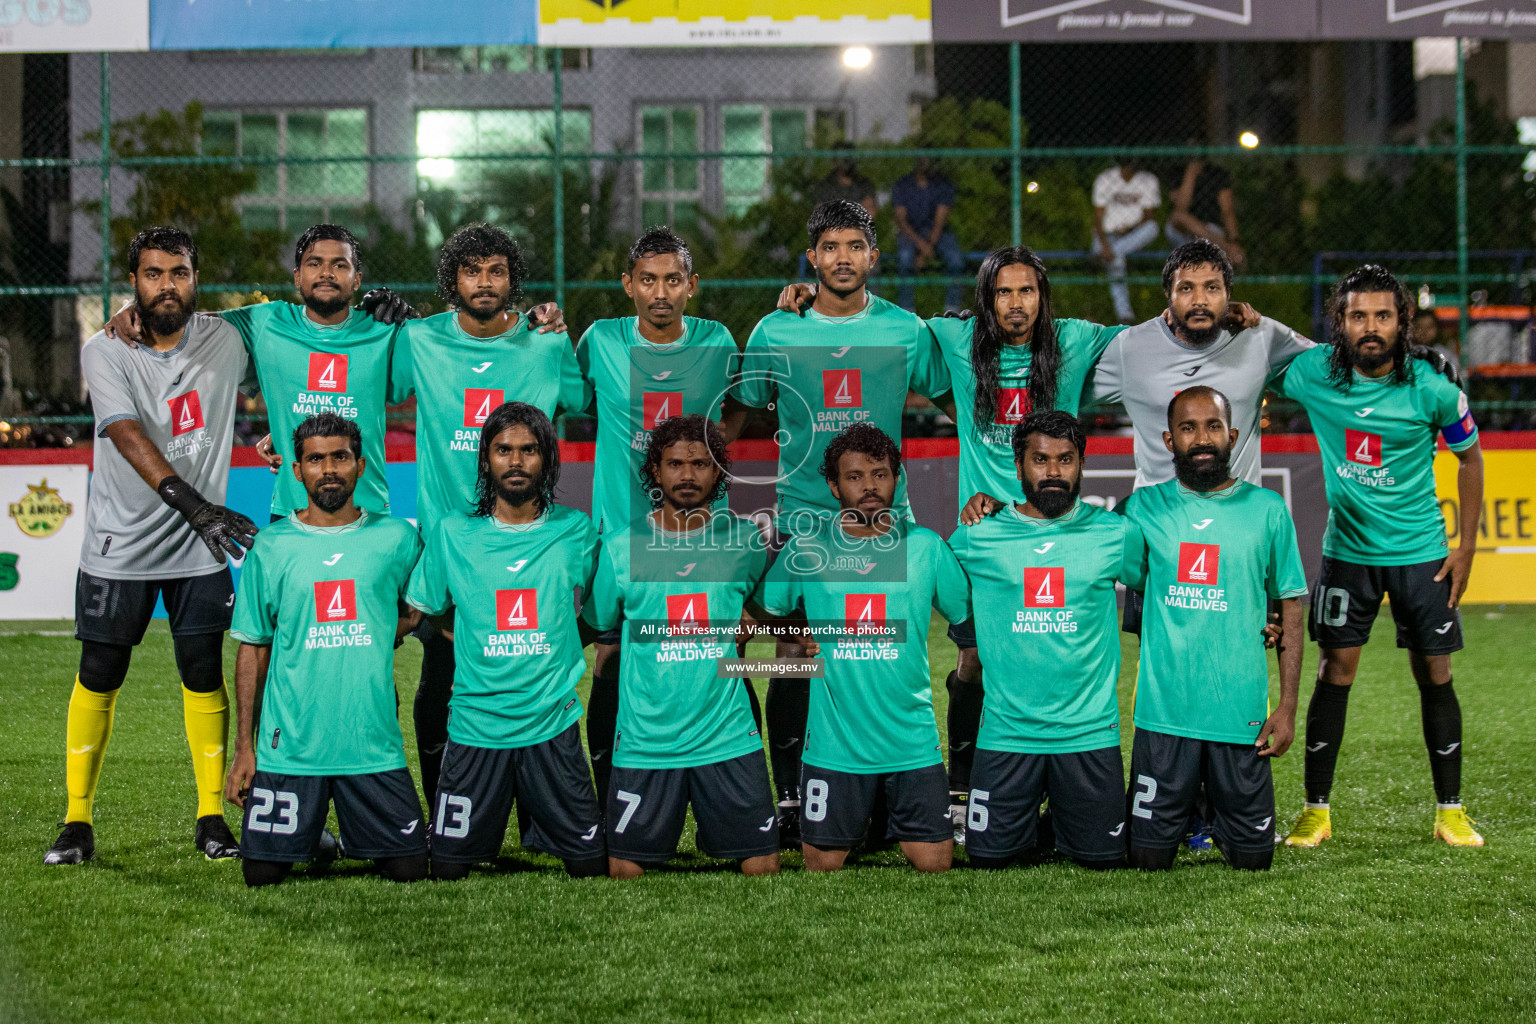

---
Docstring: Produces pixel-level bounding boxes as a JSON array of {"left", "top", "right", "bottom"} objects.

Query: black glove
[
  {"left": 1410, "top": 344, "right": 1461, "bottom": 388},
  {"left": 357, "top": 287, "right": 421, "bottom": 325},
  {"left": 938, "top": 309, "right": 975, "bottom": 320},
  {"left": 158, "top": 476, "right": 257, "bottom": 563}
]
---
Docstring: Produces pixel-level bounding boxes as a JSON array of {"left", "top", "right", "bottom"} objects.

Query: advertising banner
[
  {"left": 932, "top": 0, "right": 1316, "bottom": 42},
  {"left": 0, "top": 0, "right": 148, "bottom": 52},
  {"left": 1436, "top": 448, "right": 1536, "bottom": 605},
  {"left": 1322, "top": 0, "right": 1536, "bottom": 39},
  {"left": 0, "top": 466, "right": 87, "bottom": 620},
  {"left": 149, "top": 0, "right": 536, "bottom": 51},
  {"left": 538, "top": 0, "right": 930, "bottom": 46}
]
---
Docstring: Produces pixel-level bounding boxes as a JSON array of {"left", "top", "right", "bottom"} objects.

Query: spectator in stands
[
  {"left": 1166, "top": 147, "right": 1245, "bottom": 269},
  {"left": 813, "top": 142, "right": 877, "bottom": 220},
  {"left": 893, "top": 154, "right": 965, "bottom": 312},
  {"left": 1412, "top": 308, "right": 1461, "bottom": 374},
  {"left": 1091, "top": 158, "right": 1162, "bottom": 323}
]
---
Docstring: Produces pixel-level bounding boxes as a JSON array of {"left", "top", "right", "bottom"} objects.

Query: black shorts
[
  {"left": 1127, "top": 728, "right": 1274, "bottom": 855},
  {"left": 607, "top": 750, "right": 779, "bottom": 863},
  {"left": 74, "top": 567, "right": 234, "bottom": 646},
  {"left": 432, "top": 724, "right": 604, "bottom": 864},
  {"left": 946, "top": 618, "right": 977, "bottom": 650},
  {"left": 1309, "top": 556, "right": 1464, "bottom": 655},
  {"left": 799, "top": 762, "right": 951, "bottom": 848},
  {"left": 966, "top": 746, "right": 1126, "bottom": 863},
  {"left": 240, "top": 767, "right": 426, "bottom": 863}
]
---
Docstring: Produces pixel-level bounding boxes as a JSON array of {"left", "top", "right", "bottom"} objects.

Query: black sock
[
  {"left": 377, "top": 853, "right": 430, "bottom": 883},
  {"left": 413, "top": 632, "right": 455, "bottom": 809},
  {"left": 1220, "top": 845, "right": 1273, "bottom": 872},
  {"left": 432, "top": 858, "right": 470, "bottom": 881},
  {"left": 242, "top": 858, "right": 293, "bottom": 887},
  {"left": 586, "top": 668, "right": 620, "bottom": 802},
  {"left": 945, "top": 670, "right": 984, "bottom": 793},
  {"left": 968, "top": 853, "right": 1015, "bottom": 870},
  {"left": 1303, "top": 680, "right": 1352, "bottom": 804},
  {"left": 1127, "top": 845, "right": 1176, "bottom": 871},
  {"left": 563, "top": 855, "right": 609, "bottom": 879},
  {"left": 766, "top": 678, "right": 809, "bottom": 802},
  {"left": 1419, "top": 679, "right": 1462, "bottom": 805}
]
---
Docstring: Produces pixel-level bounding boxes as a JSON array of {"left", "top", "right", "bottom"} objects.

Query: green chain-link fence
[{"left": 0, "top": 40, "right": 1532, "bottom": 445}]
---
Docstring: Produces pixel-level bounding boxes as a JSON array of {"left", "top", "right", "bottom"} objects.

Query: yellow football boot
[
  {"left": 1434, "top": 806, "right": 1484, "bottom": 847},
  {"left": 1283, "top": 805, "right": 1332, "bottom": 847}
]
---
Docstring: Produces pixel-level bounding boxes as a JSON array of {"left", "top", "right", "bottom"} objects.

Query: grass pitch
[{"left": 1, "top": 607, "right": 1533, "bottom": 1024}]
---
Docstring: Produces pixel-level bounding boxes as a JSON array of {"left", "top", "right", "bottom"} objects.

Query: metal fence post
[
  {"left": 552, "top": 55, "right": 566, "bottom": 309},
  {"left": 1010, "top": 42, "right": 1022, "bottom": 248},
  {"left": 1455, "top": 39, "right": 1469, "bottom": 344},
  {"left": 99, "top": 52, "right": 111, "bottom": 326}
]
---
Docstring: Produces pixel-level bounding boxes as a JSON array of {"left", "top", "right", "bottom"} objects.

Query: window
[
  {"left": 637, "top": 106, "right": 701, "bottom": 236},
  {"left": 414, "top": 47, "right": 588, "bottom": 74},
  {"left": 720, "top": 105, "right": 846, "bottom": 218},
  {"left": 415, "top": 108, "right": 593, "bottom": 198},
  {"left": 201, "top": 108, "right": 370, "bottom": 237}
]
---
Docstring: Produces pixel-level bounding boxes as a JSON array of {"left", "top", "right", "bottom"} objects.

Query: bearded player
[
  {"left": 1120, "top": 387, "right": 1307, "bottom": 871},
  {"left": 585, "top": 415, "right": 779, "bottom": 878},
  {"left": 225, "top": 414, "right": 427, "bottom": 886},
  {"left": 756, "top": 423, "right": 970, "bottom": 872},
  {"left": 948, "top": 411, "right": 1145, "bottom": 869},
  {"left": 1277, "top": 266, "right": 1484, "bottom": 848},
  {"left": 577, "top": 227, "right": 749, "bottom": 803},
  {"left": 391, "top": 223, "right": 589, "bottom": 807},
  {"left": 406, "top": 402, "right": 606, "bottom": 878},
  {"left": 735, "top": 201, "right": 951, "bottom": 845},
  {"left": 46, "top": 227, "right": 256, "bottom": 866}
]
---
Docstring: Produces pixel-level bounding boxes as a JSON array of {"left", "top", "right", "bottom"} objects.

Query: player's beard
[
  {"left": 495, "top": 470, "right": 542, "bottom": 509},
  {"left": 303, "top": 287, "right": 351, "bottom": 319},
  {"left": 459, "top": 288, "right": 513, "bottom": 323},
  {"left": 1346, "top": 332, "right": 1401, "bottom": 374},
  {"left": 816, "top": 262, "right": 869, "bottom": 300},
  {"left": 1171, "top": 306, "right": 1222, "bottom": 346},
  {"left": 1172, "top": 442, "right": 1232, "bottom": 491},
  {"left": 135, "top": 291, "right": 193, "bottom": 339},
  {"left": 1022, "top": 476, "right": 1078, "bottom": 518},
  {"left": 312, "top": 476, "right": 353, "bottom": 513},
  {"left": 663, "top": 477, "right": 714, "bottom": 513}
]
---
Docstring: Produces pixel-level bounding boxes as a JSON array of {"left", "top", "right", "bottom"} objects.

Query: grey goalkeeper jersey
[
  {"left": 1089, "top": 314, "right": 1313, "bottom": 489},
  {"left": 80, "top": 314, "right": 257, "bottom": 580}
]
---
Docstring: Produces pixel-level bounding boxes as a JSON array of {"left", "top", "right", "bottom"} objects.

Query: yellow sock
[
  {"left": 182, "top": 683, "right": 230, "bottom": 819},
  {"left": 65, "top": 677, "right": 118, "bottom": 824}
]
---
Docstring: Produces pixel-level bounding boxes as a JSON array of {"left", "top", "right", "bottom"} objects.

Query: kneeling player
[
  {"left": 950, "top": 411, "right": 1144, "bottom": 869},
  {"left": 585, "top": 415, "right": 779, "bottom": 878},
  {"left": 225, "top": 414, "right": 428, "bottom": 886},
  {"left": 757, "top": 424, "right": 971, "bottom": 873},
  {"left": 1120, "top": 387, "right": 1307, "bottom": 871},
  {"left": 405, "top": 402, "right": 607, "bottom": 879}
]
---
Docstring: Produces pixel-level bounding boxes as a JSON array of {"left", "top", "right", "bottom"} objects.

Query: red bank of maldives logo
[
  {"left": 666, "top": 592, "right": 709, "bottom": 636},
  {"left": 845, "top": 593, "right": 886, "bottom": 635},
  {"left": 496, "top": 588, "right": 538, "bottom": 630},
  {"left": 307, "top": 353, "right": 348, "bottom": 393},
  {"left": 464, "top": 388, "right": 505, "bottom": 429},
  {"left": 1023, "top": 567, "right": 1064, "bottom": 608},
  {"left": 1177, "top": 543, "right": 1220, "bottom": 586},
  {"left": 314, "top": 579, "right": 357, "bottom": 622},
  {"left": 167, "top": 390, "right": 204, "bottom": 437},
  {"left": 822, "top": 369, "right": 862, "bottom": 408},
  {"left": 995, "top": 387, "right": 1032, "bottom": 426},
  {"left": 1345, "top": 428, "right": 1382, "bottom": 467},
  {"left": 642, "top": 392, "right": 683, "bottom": 429}
]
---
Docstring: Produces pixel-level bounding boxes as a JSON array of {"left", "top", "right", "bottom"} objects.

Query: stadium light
[
  {"left": 842, "top": 47, "right": 872, "bottom": 70},
  {"left": 1239, "top": 131, "right": 1260, "bottom": 149}
]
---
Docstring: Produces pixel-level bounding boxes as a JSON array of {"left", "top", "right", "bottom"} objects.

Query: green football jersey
[
  {"left": 392, "top": 311, "right": 589, "bottom": 530},
  {"left": 948, "top": 500, "right": 1144, "bottom": 753},
  {"left": 1278, "top": 345, "right": 1478, "bottom": 565},
  {"left": 731, "top": 296, "right": 950, "bottom": 518},
  {"left": 577, "top": 316, "right": 738, "bottom": 531},
  {"left": 930, "top": 316, "right": 1125, "bottom": 506},
  {"left": 1122, "top": 480, "right": 1307, "bottom": 745},
  {"left": 756, "top": 517, "right": 972, "bottom": 774},
  {"left": 583, "top": 512, "right": 769, "bottom": 769},
  {"left": 230, "top": 511, "right": 422, "bottom": 775},
  {"left": 405, "top": 505, "right": 598, "bottom": 749},
  {"left": 222, "top": 301, "right": 403, "bottom": 517}
]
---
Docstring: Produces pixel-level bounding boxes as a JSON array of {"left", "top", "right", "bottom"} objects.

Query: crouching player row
[{"left": 955, "top": 392, "right": 1306, "bottom": 871}]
